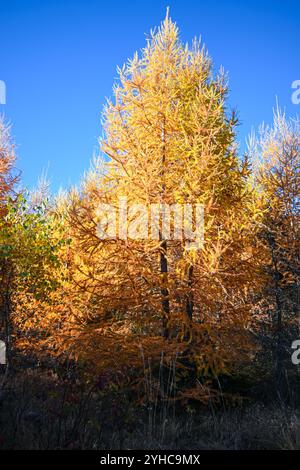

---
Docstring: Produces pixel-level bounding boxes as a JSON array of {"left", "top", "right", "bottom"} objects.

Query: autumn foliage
[{"left": 1, "top": 15, "right": 299, "bottom": 403}]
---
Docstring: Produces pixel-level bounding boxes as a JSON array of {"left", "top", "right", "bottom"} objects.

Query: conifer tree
[
  {"left": 68, "top": 13, "right": 260, "bottom": 380},
  {"left": 251, "top": 109, "right": 300, "bottom": 398}
]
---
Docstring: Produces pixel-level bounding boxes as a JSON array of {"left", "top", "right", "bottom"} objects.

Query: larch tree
[
  {"left": 0, "top": 118, "right": 18, "bottom": 373},
  {"left": 67, "top": 13, "right": 261, "bottom": 383},
  {"left": 0, "top": 119, "right": 65, "bottom": 375},
  {"left": 250, "top": 108, "right": 300, "bottom": 399}
]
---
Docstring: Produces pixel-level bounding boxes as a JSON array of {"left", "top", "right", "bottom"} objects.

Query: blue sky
[{"left": 0, "top": 0, "right": 299, "bottom": 192}]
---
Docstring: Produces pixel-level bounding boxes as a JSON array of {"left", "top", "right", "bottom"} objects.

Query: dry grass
[{"left": 0, "top": 367, "right": 300, "bottom": 450}]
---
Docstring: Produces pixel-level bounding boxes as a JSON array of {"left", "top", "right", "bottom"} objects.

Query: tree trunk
[
  {"left": 160, "top": 117, "right": 170, "bottom": 338},
  {"left": 160, "top": 239, "right": 170, "bottom": 338},
  {"left": 269, "top": 233, "right": 286, "bottom": 400},
  {"left": 185, "top": 265, "right": 194, "bottom": 321}
]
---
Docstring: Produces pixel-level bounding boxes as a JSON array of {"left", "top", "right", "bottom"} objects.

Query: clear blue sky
[{"left": 0, "top": 0, "right": 299, "bottom": 192}]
